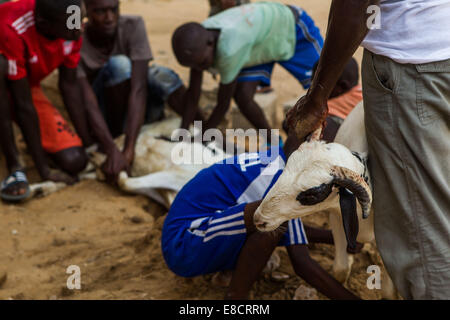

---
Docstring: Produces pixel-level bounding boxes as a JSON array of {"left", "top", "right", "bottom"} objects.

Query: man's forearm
[
  {"left": 181, "top": 89, "right": 200, "bottom": 130},
  {"left": 123, "top": 86, "right": 146, "bottom": 156},
  {"left": 60, "top": 81, "right": 94, "bottom": 147},
  {"left": 204, "top": 80, "right": 236, "bottom": 131},
  {"left": 309, "top": 0, "right": 379, "bottom": 103},
  {"left": 79, "top": 79, "right": 117, "bottom": 153},
  {"left": 181, "top": 69, "right": 203, "bottom": 130}
]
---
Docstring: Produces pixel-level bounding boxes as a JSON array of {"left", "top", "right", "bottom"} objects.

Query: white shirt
[{"left": 362, "top": 0, "right": 450, "bottom": 64}]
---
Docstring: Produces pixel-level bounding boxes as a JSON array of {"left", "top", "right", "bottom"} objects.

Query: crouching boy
[{"left": 162, "top": 133, "right": 359, "bottom": 300}]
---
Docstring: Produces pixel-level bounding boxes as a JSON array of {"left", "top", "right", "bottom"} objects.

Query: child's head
[
  {"left": 172, "top": 23, "right": 216, "bottom": 71},
  {"left": 313, "top": 57, "right": 359, "bottom": 99}
]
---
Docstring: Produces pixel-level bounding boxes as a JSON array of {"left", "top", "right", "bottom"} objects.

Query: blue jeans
[{"left": 92, "top": 55, "right": 183, "bottom": 131}]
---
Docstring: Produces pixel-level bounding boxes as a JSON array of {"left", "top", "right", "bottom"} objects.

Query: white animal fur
[
  {"left": 254, "top": 102, "right": 397, "bottom": 299},
  {"left": 30, "top": 117, "right": 228, "bottom": 208}
]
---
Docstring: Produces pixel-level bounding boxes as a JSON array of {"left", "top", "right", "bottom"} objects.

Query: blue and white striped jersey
[{"left": 161, "top": 146, "right": 307, "bottom": 277}]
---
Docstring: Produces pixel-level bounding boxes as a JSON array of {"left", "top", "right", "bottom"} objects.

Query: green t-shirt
[{"left": 202, "top": 2, "right": 296, "bottom": 84}]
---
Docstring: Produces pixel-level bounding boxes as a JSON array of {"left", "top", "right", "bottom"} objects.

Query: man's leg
[
  {"left": 234, "top": 81, "right": 273, "bottom": 142},
  {"left": 363, "top": 50, "right": 450, "bottom": 299},
  {"left": 0, "top": 55, "right": 28, "bottom": 197}
]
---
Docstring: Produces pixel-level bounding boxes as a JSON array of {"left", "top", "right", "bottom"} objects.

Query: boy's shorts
[
  {"left": 10, "top": 86, "right": 82, "bottom": 154},
  {"left": 162, "top": 202, "right": 308, "bottom": 278},
  {"left": 237, "top": 6, "right": 323, "bottom": 89}
]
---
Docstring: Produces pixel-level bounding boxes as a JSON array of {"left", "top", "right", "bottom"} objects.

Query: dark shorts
[{"left": 162, "top": 203, "right": 307, "bottom": 278}]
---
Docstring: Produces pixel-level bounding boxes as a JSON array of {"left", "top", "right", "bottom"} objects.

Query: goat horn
[{"left": 330, "top": 166, "right": 372, "bottom": 219}]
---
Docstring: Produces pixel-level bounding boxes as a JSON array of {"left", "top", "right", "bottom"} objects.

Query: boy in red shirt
[{"left": 0, "top": 0, "right": 87, "bottom": 201}]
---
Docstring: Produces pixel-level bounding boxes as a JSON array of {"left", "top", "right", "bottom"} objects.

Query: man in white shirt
[{"left": 286, "top": 0, "right": 450, "bottom": 299}]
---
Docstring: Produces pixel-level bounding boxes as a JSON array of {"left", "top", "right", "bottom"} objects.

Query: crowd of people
[{"left": 0, "top": 0, "right": 448, "bottom": 300}]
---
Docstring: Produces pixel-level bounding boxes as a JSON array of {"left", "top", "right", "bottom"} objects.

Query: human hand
[
  {"left": 102, "top": 147, "right": 129, "bottom": 185},
  {"left": 286, "top": 95, "right": 328, "bottom": 142}
]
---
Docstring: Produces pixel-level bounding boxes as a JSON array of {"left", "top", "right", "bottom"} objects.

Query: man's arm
[
  {"left": 122, "top": 60, "right": 149, "bottom": 166},
  {"left": 8, "top": 78, "right": 75, "bottom": 184},
  {"left": 203, "top": 80, "right": 237, "bottom": 131},
  {"left": 287, "top": 245, "right": 359, "bottom": 300},
  {"left": 78, "top": 76, "right": 128, "bottom": 183},
  {"left": 227, "top": 201, "right": 281, "bottom": 299},
  {"left": 180, "top": 68, "right": 203, "bottom": 130},
  {"left": 287, "top": 0, "right": 379, "bottom": 140},
  {"left": 58, "top": 65, "right": 94, "bottom": 147}
]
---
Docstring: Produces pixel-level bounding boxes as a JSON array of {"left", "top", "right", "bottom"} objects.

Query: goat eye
[{"left": 296, "top": 183, "right": 333, "bottom": 206}]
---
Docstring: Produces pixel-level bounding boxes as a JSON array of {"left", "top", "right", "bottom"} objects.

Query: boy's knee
[
  {"left": 104, "top": 55, "right": 132, "bottom": 87},
  {"left": 55, "top": 147, "right": 88, "bottom": 175},
  {"left": 148, "top": 64, "right": 183, "bottom": 100}
]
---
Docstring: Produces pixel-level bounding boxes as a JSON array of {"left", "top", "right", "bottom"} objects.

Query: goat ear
[
  {"left": 296, "top": 183, "right": 333, "bottom": 206},
  {"left": 339, "top": 187, "right": 359, "bottom": 254}
]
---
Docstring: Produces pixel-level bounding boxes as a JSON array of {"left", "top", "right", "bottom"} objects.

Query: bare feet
[{"left": 43, "top": 169, "right": 77, "bottom": 185}]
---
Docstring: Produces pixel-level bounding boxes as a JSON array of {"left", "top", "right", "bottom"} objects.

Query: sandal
[{"left": 1, "top": 170, "right": 31, "bottom": 202}]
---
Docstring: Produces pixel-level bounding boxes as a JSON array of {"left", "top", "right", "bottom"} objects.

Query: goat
[
  {"left": 29, "top": 117, "right": 228, "bottom": 208},
  {"left": 253, "top": 102, "right": 397, "bottom": 299}
]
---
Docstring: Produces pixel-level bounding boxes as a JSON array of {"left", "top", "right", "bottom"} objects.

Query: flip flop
[{"left": 1, "top": 170, "right": 31, "bottom": 202}]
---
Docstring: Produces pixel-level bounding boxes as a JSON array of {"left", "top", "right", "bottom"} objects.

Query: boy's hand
[
  {"left": 286, "top": 95, "right": 328, "bottom": 142},
  {"left": 102, "top": 147, "right": 129, "bottom": 184}
]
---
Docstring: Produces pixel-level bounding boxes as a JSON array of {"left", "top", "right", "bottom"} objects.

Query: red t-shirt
[{"left": 0, "top": 0, "right": 82, "bottom": 86}]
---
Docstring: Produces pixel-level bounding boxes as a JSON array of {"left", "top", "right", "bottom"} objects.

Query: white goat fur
[
  {"left": 30, "top": 117, "right": 228, "bottom": 208},
  {"left": 255, "top": 102, "right": 397, "bottom": 299}
]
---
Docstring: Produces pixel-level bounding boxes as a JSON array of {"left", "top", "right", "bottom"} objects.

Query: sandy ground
[{"left": 0, "top": 0, "right": 383, "bottom": 300}]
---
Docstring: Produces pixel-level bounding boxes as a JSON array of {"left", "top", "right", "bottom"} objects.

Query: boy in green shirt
[{"left": 172, "top": 2, "right": 323, "bottom": 143}]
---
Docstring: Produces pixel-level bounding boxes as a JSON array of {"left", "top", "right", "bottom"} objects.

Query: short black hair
[
  {"left": 36, "top": 0, "right": 82, "bottom": 20},
  {"left": 172, "top": 22, "right": 209, "bottom": 65}
]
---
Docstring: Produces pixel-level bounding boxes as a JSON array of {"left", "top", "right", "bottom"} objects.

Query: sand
[{"left": 0, "top": 0, "right": 382, "bottom": 300}]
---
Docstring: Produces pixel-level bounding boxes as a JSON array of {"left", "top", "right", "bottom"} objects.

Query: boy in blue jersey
[{"left": 162, "top": 133, "right": 360, "bottom": 300}]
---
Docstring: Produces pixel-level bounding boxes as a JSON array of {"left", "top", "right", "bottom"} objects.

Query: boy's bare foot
[{"left": 43, "top": 169, "right": 77, "bottom": 185}]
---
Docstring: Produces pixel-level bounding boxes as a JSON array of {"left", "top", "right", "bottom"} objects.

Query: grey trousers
[{"left": 362, "top": 49, "right": 450, "bottom": 299}]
